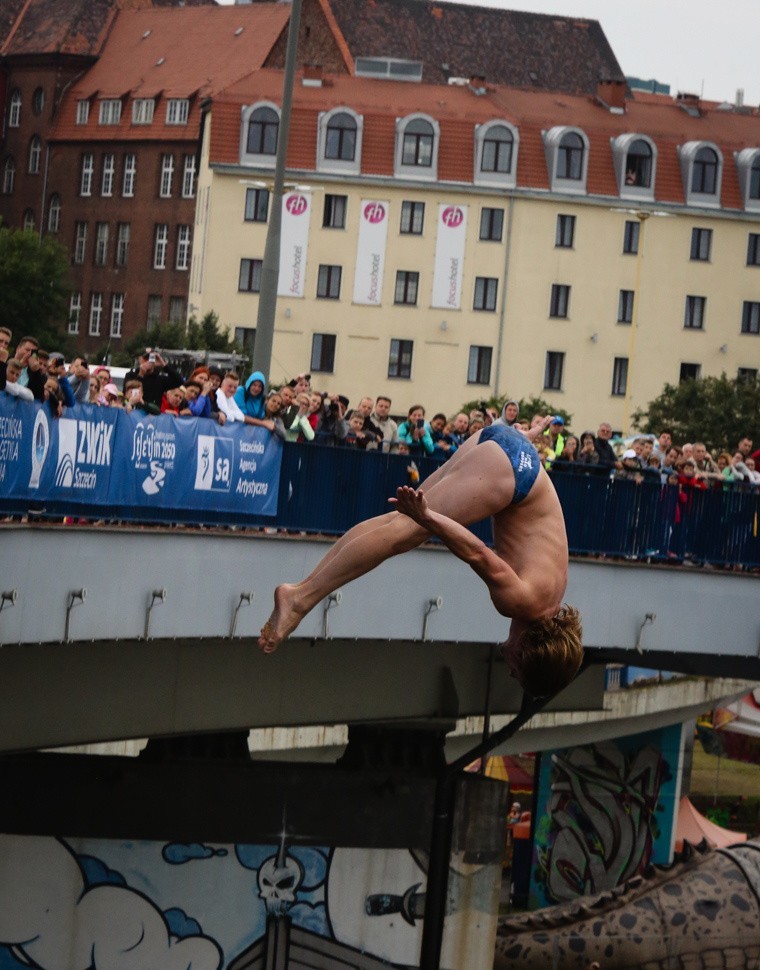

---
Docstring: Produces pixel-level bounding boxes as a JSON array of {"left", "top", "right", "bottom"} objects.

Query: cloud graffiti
[{"left": 162, "top": 842, "right": 228, "bottom": 865}]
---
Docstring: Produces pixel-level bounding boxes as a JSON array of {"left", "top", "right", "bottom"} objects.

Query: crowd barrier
[{"left": 1, "top": 399, "right": 758, "bottom": 567}]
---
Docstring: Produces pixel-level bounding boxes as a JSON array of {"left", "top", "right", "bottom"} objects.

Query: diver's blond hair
[{"left": 518, "top": 605, "right": 583, "bottom": 698}]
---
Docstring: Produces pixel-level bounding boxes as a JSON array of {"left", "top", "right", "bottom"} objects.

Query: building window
[
  {"left": 23, "top": 209, "right": 35, "bottom": 231},
  {"left": 558, "top": 132, "right": 584, "bottom": 180},
  {"left": 388, "top": 338, "right": 413, "bottom": 378},
  {"left": 247, "top": 106, "right": 279, "bottom": 155},
  {"left": 166, "top": 99, "right": 189, "bottom": 125},
  {"left": 169, "top": 297, "right": 185, "bottom": 323},
  {"left": 394, "top": 270, "right": 419, "bottom": 305},
  {"left": 611, "top": 357, "right": 628, "bottom": 396},
  {"left": 94, "top": 223, "right": 109, "bottom": 266},
  {"left": 32, "top": 87, "right": 44, "bottom": 115},
  {"left": 480, "top": 124, "right": 513, "bottom": 173},
  {"left": 176, "top": 225, "right": 191, "bottom": 271},
  {"left": 2, "top": 158, "right": 15, "bottom": 195},
  {"left": 400, "top": 201, "right": 425, "bottom": 235},
  {"left": 691, "top": 146, "right": 718, "bottom": 194},
  {"left": 474, "top": 276, "right": 498, "bottom": 311},
  {"left": 690, "top": 227, "right": 712, "bottom": 261},
  {"left": 311, "top": 333, "right": 336, "bottom": 373},
  {"left": 132, "top": 99, "right": 155, "bottom": 124},
  {"left": 122, "top": 154, "right": 136, "bottom": 197},
  {"left": 679, "top": 362, "right": 701, "bottom": 382},
  {"left": 101, "top": 153, "right": 115, "bottom": 196},
  {"left": 68, "top": 293, "right": 81, "bottom": 334},
  {"left": 245, "top": 187, "right": 269, "bottom": 223},
  {"left": 738, "top": 367, "right": 758, "bottom": 381},
  {"left": 89, "top": 293, "right": 103, "bottom": 336},
  {"left": 751, "top": 156, "right": 760, "bottom": 200},
  {"left": 544, "top": 126, "right": 589, "bottom": 193},
  {"left": 98, "top": 99, "right": 122, "bottom": 125},
  {"left": 8, "top": 90, "right": 21, "bottom": 128},
  {"left": 402, "top": 118, "right": 434, "bottom": 167},
  {"left": 323, "top": 194, "right": 347, "bottom": 228},
  {"left": 555, "top": 214, "right": 575, "bottom": 248},
  {"left": 684, "top": 295, "right": 706, "bottom": 330},
  {"left": 468, "top": 345, "right": 492, "bottom": 384},
  {"left": 550, "top": 284, "right": 570, "bottom": 318},
  {"left": 325, "top": 112, "right": 356, "bottom": 160},
  {"left": 544, "top": 351, "right": 565, "bottom": 390},
  {"left": 238, "top": 258, "right": 262, "bottom": 293},
  {"left": 741, "top": 301, "right": 760, "bottom": 335},
  {"left": 623, "top": 220, "right": 640, "bottom": 254},
  {"left": 116, "top": 223, "right": 130, "bottom": 266},
  {"left": 76, "top": 100, "right": 89, "bottom": 125},
  {"left": 618, "top": 289, "right": 634, "bottom": 324},
  {"left": 147, "top": 296, "right": 162, "bottom": 326},
  {"left": 73, "top": 222, "right": 87, "bottom": 264},
  {"left": 110, "top": 294, "right": 124, "bottom": 338},
  {"left": 624, "top": 139, "right": 652, "bottom": 188},
  {"left": 317, "top": 264, "right": 342, "bottom": 299},
  {"left": 746, "top": 233, "right": 760, "bottom": 266},
  {"left": 153, "top": 224, "right": 168, "bottom": 269},
  {"left": 47, "top": 193, "right": 61, "bottom": 233},
  {"left": 159, "top": 154, "right": 174, "bottom": 198},
  {"left": 480, "top": 207, "right": 503, "bottom": 242},
  {"left": 28, "top": 136, "right": 41, "bottom": 175},
  {"left": 182, "top": 155, "right": 196, "bottom": 198},
  {"left": 80, "top": 153, "right": 94, "bottom": 196}
]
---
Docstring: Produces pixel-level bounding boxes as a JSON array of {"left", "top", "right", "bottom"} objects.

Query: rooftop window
[
  {"left": 474, "top": 121, "right": 518, "bottom": 189},
  {"left": 543, "top": 126, "right": 589, "bottom": 194},
  {"left": 355, "top": 57, "right": 422, "bottom": 82},
  {"left": 679, "top": 140, "right": 723, "bottom": 207}
]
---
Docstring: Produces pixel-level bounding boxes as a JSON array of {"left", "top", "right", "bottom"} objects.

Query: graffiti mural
[{"left": 530, "top": 725, "right": 682, "bottom": 908}]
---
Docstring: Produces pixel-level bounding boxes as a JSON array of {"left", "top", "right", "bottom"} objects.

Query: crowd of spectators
[{"left": 2, "top": 330, "right": 759, "bottom": 499}]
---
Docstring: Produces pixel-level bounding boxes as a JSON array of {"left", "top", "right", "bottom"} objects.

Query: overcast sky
[{"left": 221, "top": 0, "right": 760, "bottom": 107}]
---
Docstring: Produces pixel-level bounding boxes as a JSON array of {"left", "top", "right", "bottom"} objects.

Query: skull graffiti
[{"left": 257, "top": 854, "right": 303, "bottom": 916}]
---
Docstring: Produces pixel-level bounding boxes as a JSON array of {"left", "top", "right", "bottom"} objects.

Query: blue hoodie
[{"left": 234, "top": 371, "right": 267, "bottom": 420}]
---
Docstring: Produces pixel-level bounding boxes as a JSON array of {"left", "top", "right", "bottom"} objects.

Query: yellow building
[{"left": 190, "top": 71, "right": 760, "bottom": 431}]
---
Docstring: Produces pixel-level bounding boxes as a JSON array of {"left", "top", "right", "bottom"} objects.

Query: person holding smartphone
[
  {"left": 397, "top": 404, "right": 434, "bottom": 457},
  {"left": 122, "top": 348, "right": 181, "bottom": 409}
]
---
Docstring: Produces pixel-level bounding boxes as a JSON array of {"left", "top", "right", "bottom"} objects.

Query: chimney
[
  {"left": 736, "top": 88, "right": 745, "bottom": 107},
  {"left": 468, "top": 74, "right": 486, "bottom": 96},
  {"left": 302, "top": 64, "right": 323, "bottom": 87},
  {"left": 596, "top": 78, "right": 626, "bottom": 111}
]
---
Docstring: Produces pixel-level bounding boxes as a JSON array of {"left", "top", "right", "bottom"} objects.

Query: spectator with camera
[
  {"left": 350, "top": 396, "right": 383, "bottom": 450},
  {"left": 315, "top": 394, "right": 350, "bottom": 446},
  {"left": 370, "top": 396, "right": 399, "bottom": 453},
  {"left": 123, "top": 349, "right": 181, "bottom": 408},
  {"left": 398, "top": 405, "right": 434, "bottom": 456},
  {"left": 65, "top": 356, "right": 92, "bottom": 404}
]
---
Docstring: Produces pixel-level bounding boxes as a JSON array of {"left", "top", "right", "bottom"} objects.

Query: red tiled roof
[
  {"left": 211, "top": 69, "right": 760, "bottom": 211},
  {"left": 50, "top": 5, "right": 290, "bottom": 142}
]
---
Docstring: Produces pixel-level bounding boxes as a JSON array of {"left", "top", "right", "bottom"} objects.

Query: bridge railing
[{"left": 2, "top": 435, "right": 759, "bottom": 567}]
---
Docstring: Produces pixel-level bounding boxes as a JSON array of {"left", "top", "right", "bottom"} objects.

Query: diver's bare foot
[
  {"left": 258, "top": 584, "right": 302, "bottom": 653},
  {"left": 388, "top": 486, "right": 433, "bottom": 527}
]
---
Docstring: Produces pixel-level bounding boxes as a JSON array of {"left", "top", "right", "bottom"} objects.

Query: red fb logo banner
[
  {"left": 363, "top": 202, "right": 386, "bottom": 224},
  {"left": 286, "top": 194, "right": 308, "bottom": 216},
  {"left": 442, "top": 206, "right": 464, "bottom": 228}
]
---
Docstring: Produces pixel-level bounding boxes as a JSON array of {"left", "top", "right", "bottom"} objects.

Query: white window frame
[
  {"left": 101, "top": 153, "right": 115, "bottom": 196},
  {"left": 543, "top": 126, "right": 590, "bottom": 194},
  {"left": 47, "top": 193, "right": 61, "bottom": 233},
  {"left": 240, "top": 101, "right": 280, "bottom": 168},
  {"left": 132, "top": 98, "right": 155, "bottom": 125},
  {"left": 176, "top": 225, "right": 191, "bottom": 271},
  {"left": 74, "top": 222, "right": 87, "bottom": 264},
  {"left": 110, "top": 294, "right": 124, "bottom": 338},
  {"left": 394, "top": 113, "right": 439, "bottom": 181},
  {"left": 159, "top": 154, "right": 174, "bottom": 198},
  {"left": 80, "top": 153, "right": 94, "bottom": 196},
  {"left": 68, "top": 293, "right": 81, "bottom": 334},
  {"left": 166, "top": 98, "right": 189, "bottom": 125},
  {"left": 153, "top": 224, "right": 168, "bottom": 269},
  {"left": 76, "top": 100, "right": 90, "bottom": 125},
  {"left": 94, "top": 223, "right": 109, "bottom": 266},
  {"left": 122, "top": 153, "right": 136, "bottom": 197},
  {"left": 611, "top": 133, "right": 657, "bottom": 200},
  {"left": 182, "top": 154, "right": 196, "bottom": 198},
  {"left": 116, "top": 223, "right": 130, "bottom": 266},
  {"left": 474, "top": 119, "right": 518, "bottom": 188},
  {"left": 89, "top": 293, "right": 103, "bottom": 336},
  {"left": 28, "top": 136, "right": 42, "bottom": 175},
  {"left": 98, "top": 99, "right": 122, "bottom": 125},
  {"left": 735, "top": 148, "right": 760, "bottom": 213},
  {"left": 8, "top": 90, "right": 21, "bottom": 128},
  {"left": 678, "top": 140, "right": 723, "bottom": 208},
  {"left": 2, "top": 158, "right": 15, "bottom": 195},
  {"left": 23, "top": 209, "right": 35, "bottom": 231},
  {"left": 316, "top": 106, "right": 363, "bottom": 175}
]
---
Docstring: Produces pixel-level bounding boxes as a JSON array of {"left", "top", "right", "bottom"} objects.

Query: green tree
[
  {"left": 631, "top": 374, "right": 760, "bottom": 454},
  {"left": 105, "top": 311, "right": 240, "bottom": 367},
  {"left": 0, "top": 224, "right": 71, "bottom": 351},
  {"left": 461, "top": 392, "right": 572, "bottom": 428}
]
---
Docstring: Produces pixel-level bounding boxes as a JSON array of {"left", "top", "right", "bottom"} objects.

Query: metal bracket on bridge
[
  {"left": 144, "top": 589, "right": 167, "bottom": 640},
  {"left": 230, "top": 591, "right": 254, "bottom": 638},
  {"left": 422, "top": 596, "right": 443, "bottom": 641},
  {"left": 322, "top": 591, "right": 342, "bottom": 639},
  {"left": 64, "top": 589, "right": 87, "bottom": 642},
  {"left": 0, "top": 589, "right": 18, "bottom": 614}
]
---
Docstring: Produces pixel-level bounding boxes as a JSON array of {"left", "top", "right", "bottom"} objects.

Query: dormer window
[
  {"left": 76, "top": 100, "right": 90, "bottom": 125},
  {"left": 317, "top": 108, "right": 363, "bottom": 175},
  {"left": 692, "top": 147, "right": 718, "bottom": 193},
  {"left": 611, "top": 134, "right": 657, "bottom": 200},
  {"left": 679, "top": 141, "right": 723, "bottom": 207},
  {"left": 543, "top": 126, "right": 589, "bottom": 194},
  {"left": 395, "top": 114, "right": 439, "bottom": 180},
  {"left": 735, "top": 148, "right": 760, "bottom": 213},
  {"left": 132, "top": 98, "right": 155, "bottom": 125},
  {"left": 240, "top": 103, "right": 280, "bottom": 167},
  {"left": 166, "top": 99, "right": 189, "bottom": 125},
  {"left": 98, "top": 99, "right": 122, "bottom": 125},
  {"left": 474, "top": 121, "right": 518, "bottom": 188}
]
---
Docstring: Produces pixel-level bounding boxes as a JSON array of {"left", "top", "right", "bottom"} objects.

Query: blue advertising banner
[{"left": 0, "top": 399, "right": 282, "bottom": 518}]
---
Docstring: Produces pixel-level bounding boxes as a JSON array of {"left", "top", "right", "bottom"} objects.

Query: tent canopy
[{"left": 675, "top": 796, "right": 747, "bottom": 853}]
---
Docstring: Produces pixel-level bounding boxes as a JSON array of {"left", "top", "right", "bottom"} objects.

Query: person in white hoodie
[
  {"left": 215, "top": 371, "right": 247, "bottom": 422},
  {"left": 3, "top": 358, "right": 33, "bottom": 401}
]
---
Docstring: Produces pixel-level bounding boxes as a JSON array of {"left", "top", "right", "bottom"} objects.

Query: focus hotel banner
[
  {"left": 431, "top": 203, "right": 468, "bottom": 310},
  {"left": 277, "top": 191, "right": 312, "bottom": 299},
  {"left": 352, "top": 200, "right": 390, "bottom": 306}
]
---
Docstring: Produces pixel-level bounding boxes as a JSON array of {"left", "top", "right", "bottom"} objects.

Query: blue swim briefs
[{"left": 478, "top": 424, "right": 540, "bottom": 504}]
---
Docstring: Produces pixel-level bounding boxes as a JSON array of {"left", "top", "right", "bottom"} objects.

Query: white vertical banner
[
  {"left": 277, "top": 191, "right": 312, "bottom": 298},
  {"left": 431, "top": 203, "right": 467, "bottom": 309},
  {"left": 352, "top": 199, "right": 390, "bottom": 306}
]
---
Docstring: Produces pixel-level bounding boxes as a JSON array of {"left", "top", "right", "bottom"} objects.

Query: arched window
[
  {"left": 402, "top": 118, "right": 434, "bottom": 167},
  {"left": 325, "top": 112, "right": 356, "bottom": 161},
  {"left": 8, "top": 90, "right": 21, "bottom": 128},
  {"left": 624, "top": 139, "right": 652, "bottom": 188},
  {"left": 28, "top": 136, "right": 42, "bottom": 175},
  {"left": 247, "top": 106, "right": 278, "bottom": 155},
  {"left": 480, "top": 124, "right": 513, "bottom": 174},
  {"left": 32, "top": 87, "right": 45, "bottom": 116},
  {"left": 750, "top": 155, "right": 760, "bottom": 200},
  {"left": 48, "top": 193, "right": 61, "bottom": 233},
  {"left": 557, "top": 132, "right": 584, "bottom": 180},
  {"left": 2, "top": 157, "right": 15, "bottom": 195},
  {"left": 23, "top": 209, "right": 35, "bottom": 231},
  {"left": 692, "top": 146, "right": 718, "bottom": 194}
]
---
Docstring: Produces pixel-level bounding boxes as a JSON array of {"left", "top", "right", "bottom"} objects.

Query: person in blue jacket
[
  {"left": 397, "top": 404, "right": 434, "bottom": 457},
  {"left": 234, "top": 371, "right": 267, "bottom": 423}
]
